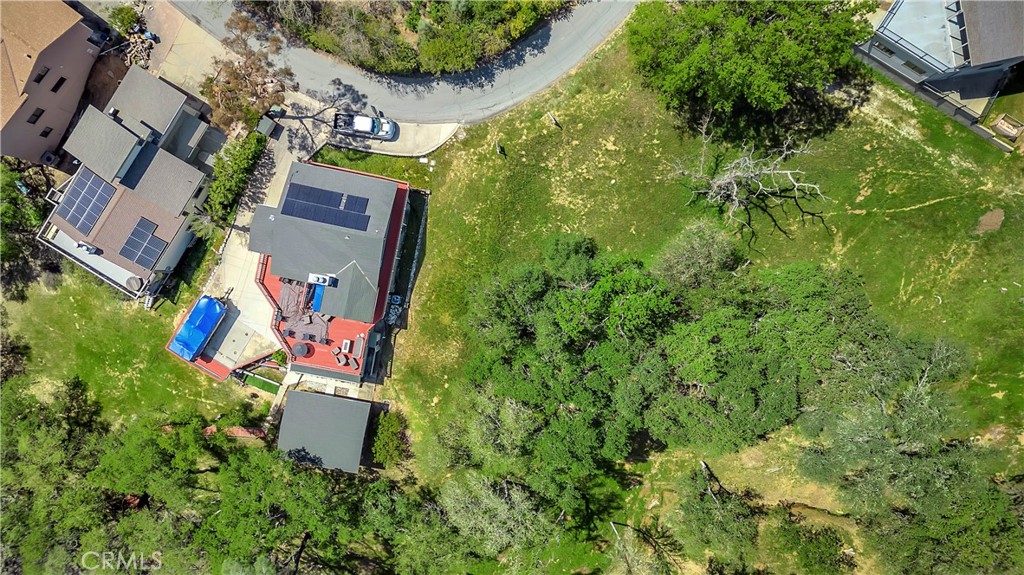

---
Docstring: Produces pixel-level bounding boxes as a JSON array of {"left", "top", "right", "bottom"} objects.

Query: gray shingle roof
[
  {"left": 106, "top": 66, "right": 186, "bottom": 137},
  {"left": 249, "top": 162, "right": 404, "bottom": 323},
  {"left": 962, "top": 0, "right": 1024, "bottom": 66},
  {"left": 277, "top": 391, "right": 370, "bottom": 473},
  {"left": 62, "top": 107, "right": 139, "bottom": 181},
  {"left": 120, "top": 144, "right": 204, "bottom": 214}
]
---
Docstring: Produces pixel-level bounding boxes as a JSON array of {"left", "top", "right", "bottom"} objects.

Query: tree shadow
[
  {"left": 680, "top": 65, "right": 875, "bottom": 148},
  {"left": 286, "top": 446, "right": 325, "bottom": 467},
  {"left": 235, "top": 144, "right": 276, "bottom": 216}
]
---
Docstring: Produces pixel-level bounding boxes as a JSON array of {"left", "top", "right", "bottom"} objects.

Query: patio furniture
[
  {"left": 341, "top": 339, "right": 352, "bottom": 354},
  {"left": 292, "top": 342, "right": 309, "bottom": 357},
  {"left": 350, "top": 357, "right": 359, "bottom": 370},
  {"left": 991, "top": 113, "right": 1024, "bottom": 141},
  {"left": 331, "top": 347, "right": 342, "bottom": 356},
  {"left": 336, "top": 355, "right": 348, "bottom": 366},
  {"left": 303, "top": 314, "right": 313, "bottom": 325}
]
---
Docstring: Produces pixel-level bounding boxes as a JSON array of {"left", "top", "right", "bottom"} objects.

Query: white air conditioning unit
[
  {"left": 76, "top": 242, "right": 99, "bottom": 254},
  {"left": 307, "top": 273, "right": 332, "bottom": 285}
]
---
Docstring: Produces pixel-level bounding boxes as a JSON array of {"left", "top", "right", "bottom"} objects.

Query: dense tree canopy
[
  {"left": 627, "top": 0, "right": 873, "bottom": 114},
  {"left": 3, "top": 224, "right": 1020, "bottom": 574}
]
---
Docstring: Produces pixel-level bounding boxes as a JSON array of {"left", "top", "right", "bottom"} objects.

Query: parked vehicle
[{"left": 333, "top": 113, "right": 397, "bottom": 140}]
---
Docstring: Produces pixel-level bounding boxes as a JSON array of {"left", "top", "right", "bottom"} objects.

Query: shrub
[
  {"left": 372, "top": 411, "right": 408, "bottom": 467},
  {"left": 270, "top": 349, "right": 288, "bottom": 366},
  {"left": 204, "top": 132, "right": 267, "bottom": 223},
  {"left": 107, "top": 5, "right": 140, "bottom": 37},
  {"left": 652, "top": 220, "right": 739, "bottom": 288},
  {"left": 417, "top": 25, "right": 482, "bottom": 75}
]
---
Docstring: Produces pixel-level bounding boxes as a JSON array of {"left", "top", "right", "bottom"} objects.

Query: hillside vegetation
[{"left": 245, "top": 0, "right": 565, "bottom": 75}]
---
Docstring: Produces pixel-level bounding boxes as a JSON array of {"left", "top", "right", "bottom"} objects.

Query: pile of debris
[{"left": 123, "top": 33, "right": 154, "bottom": 69}]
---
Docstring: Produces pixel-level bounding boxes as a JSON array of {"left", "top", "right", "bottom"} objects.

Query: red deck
[{"left": 258, "top": 256, "right": 375, "bottom": 378}]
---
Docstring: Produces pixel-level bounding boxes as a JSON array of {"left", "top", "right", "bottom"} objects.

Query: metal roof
[
  {"left": 277, "top": 391, "right": 370, "bottom": 473},
  {"left": 249, "top": 162, "right": 403, "bottom": 323}
]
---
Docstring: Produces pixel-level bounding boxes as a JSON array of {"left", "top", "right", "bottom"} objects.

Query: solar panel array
[
  {"left": 119, "top": 218, "right": 167, "bottom": 270},
  {"left": 54, "top": 168, "right": 115, "bottom": 235},
  {"left": 281, "top": 183, "right": 371, "bottom": 232}
]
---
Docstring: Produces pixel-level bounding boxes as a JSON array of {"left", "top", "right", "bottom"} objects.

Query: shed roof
[
  {"left": 277, "top": 391, "right": 370, "bottom": 473},
  {"left": 962, "top": 0, "right": 1024, "bottom": 66}
]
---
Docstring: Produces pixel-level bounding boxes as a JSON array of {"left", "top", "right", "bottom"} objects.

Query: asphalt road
[{"left": 169, "top": 0, "right": 636, "bottom": 124}]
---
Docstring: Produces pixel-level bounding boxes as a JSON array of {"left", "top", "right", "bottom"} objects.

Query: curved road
[{"left": 170, "top": 0, "right": 636, "bottom": 124}]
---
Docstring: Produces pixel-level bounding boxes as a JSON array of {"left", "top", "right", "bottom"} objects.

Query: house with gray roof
[
  {"left": 859, "top": 0, "right": 1024, "bottom": 121},
  {"left": 37, "top": 66, "right": 215, "bottom": 299},
  {"left": 249, "top": 161, "right": 411, "bottom": 384},
  {"left": 277, "top": 390, "right": 371, "bottom": 473}
]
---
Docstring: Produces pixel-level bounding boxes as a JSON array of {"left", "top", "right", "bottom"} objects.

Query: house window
[
  {"left": 32, "top": 66, "right": 50, "bottom": 83},
  {"left": 902, "top": 61, "right": 927, "bottom": 75},
  {"left": 40, "top": 127, "right": 52, "bottom": 138},
  {"left": 51, "top": 77, "right": 66, "bottom": 92},
  {"left": 27, "top": 108, "right": 44, "bottom": 124},
  {"left": 872, "top": 41, "right": 895, "bottom": 57}
]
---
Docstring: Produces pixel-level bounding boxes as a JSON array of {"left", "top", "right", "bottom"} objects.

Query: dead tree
[
  {"left": 673, "top": 115, "right": 829, "bottom": 241},
  {"left": 201, "top": 12, "right": 295, "bottom": 129}
]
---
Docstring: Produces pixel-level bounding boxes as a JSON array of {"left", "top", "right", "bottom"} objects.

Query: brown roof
[
  {"left": 51, "top": 176, "right": 188, "bottom": 277},
  {"left": 0, "top": 1, "right": 82, "bottom": 124}
]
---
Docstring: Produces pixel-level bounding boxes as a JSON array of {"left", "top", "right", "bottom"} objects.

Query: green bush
[
  {"left": 107, "top": 5, "right": 140, "bottom": 37},
  {"left": 204, "top": 132, "right": 267, "bottom": 223},
  {"left": 417, "top": 25, "right": 482, "bottom": 75},
  {"left": 372, "top": 411, "right": 408, "bottom": 467},
  {"left": 270, "top": 349, "right": 288, "bottom": 365}
]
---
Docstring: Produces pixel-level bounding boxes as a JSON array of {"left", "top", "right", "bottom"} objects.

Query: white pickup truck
[{"left": 333, "top": 113, "right": 397, "bottom": 141}]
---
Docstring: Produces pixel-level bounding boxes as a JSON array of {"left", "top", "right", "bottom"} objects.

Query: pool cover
[{"left": 169, "top": 296, "right": 227, "bottom": 361}]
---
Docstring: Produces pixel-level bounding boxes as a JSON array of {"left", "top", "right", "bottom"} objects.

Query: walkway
[{"left": 170, "top": 0, "right": 636, "bottom": 124}]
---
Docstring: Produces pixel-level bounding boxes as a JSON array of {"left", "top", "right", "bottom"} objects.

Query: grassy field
[
  {"left": 314, "top": 33, "right": 1024, "bottom": 571},
  {"left": 4, "top": 234, "right": 247, "bottom": 423}
]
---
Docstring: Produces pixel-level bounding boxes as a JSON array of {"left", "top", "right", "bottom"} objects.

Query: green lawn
[
  {"left": 314, "top": 33, "right": 1024, "bottom": 498},
  {"left": 4, "top": 235, "right": 246, "bottom": 424}
]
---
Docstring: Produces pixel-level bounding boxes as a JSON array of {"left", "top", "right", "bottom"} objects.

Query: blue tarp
[
  {"left": 169, "top": 296, "right": 227, "bottom": 361},
  {"left": 311, "top": 284, "right": 326, "bottom": 312}
]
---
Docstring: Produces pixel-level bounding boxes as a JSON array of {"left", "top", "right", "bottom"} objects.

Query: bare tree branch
[{"left": 671, "top": 123, "right": 830, "bottom": 241}]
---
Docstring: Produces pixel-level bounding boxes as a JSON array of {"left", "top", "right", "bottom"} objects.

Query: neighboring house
[
  {"left": 38, "top": 66, "right": 214, "bottom": 298},
  {"left": 859, "top": 0, "right": 1024, "bottom": 121},
  {"left": 1, "top": 0, "right": 102, "bottom": 163},
  {"left": 277, "top": 390, "right": 371, "bottom": 473},
  {"left": 249, "top": 161, "right": 411, "bottom": 384}
]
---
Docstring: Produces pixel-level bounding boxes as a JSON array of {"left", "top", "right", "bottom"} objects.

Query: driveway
[{"left": 169, "top": 0, "right": 636, "bottom": 124}]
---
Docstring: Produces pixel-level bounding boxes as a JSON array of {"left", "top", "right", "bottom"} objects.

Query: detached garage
[{"left": 277, "top": 390, "right": 370, "bottom": 473}]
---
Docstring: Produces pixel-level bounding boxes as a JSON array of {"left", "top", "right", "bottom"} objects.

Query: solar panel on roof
[
  {"left": 281, "top": 198, "right": 371, "bottom": 231},
  {"left": 344, "top": 195, "right": 369, "bottom": 214},
  {"left": 119, "top": 217, "right": 167, "bottom": 270},
  {"left": 56, "top": 168, "right": 115, "bottom": 235},
  {"left": 288, "top": 183, "right": 344, "bottom": 208}
]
